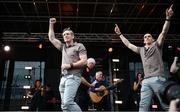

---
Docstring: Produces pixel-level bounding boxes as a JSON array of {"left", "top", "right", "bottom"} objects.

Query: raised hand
[
  {"left": 166, "top": 4, "right": 173, "bottom": 18},
  {"left": 114, "top": 24, "right": 121, "bottom": 35},
  {"left": 49, "top": 18, "right": 56, "bottom": 24},
  {"left": 174, "top": 56, "right": 178, "bottom": 62}
]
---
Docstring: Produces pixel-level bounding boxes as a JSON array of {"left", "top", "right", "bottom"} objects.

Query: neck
[
  {"left": 66, "top": 41, "right": 73, "bottom": 47},
  {"left": 145, "top": 44, "right": 151, "bottom": 48}
]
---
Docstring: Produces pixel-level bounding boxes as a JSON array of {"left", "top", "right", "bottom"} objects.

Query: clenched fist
[{"left": 49, "top": 18, "right": 56, "bottom": 24}]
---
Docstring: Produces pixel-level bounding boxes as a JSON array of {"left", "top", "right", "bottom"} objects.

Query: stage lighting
[
  {"left": 108, "top": 47, "right": 113, "bottom": 53},
  {"left": 112, "top": 59, "right": 119, "bottom": 62},
  {"left": 21, "top": 106, "right": 29, "bottom": 110},
  {"left": 3, "top": 45, "right": 10, "bottom": 52},
  {"left": 23, "top": 85, "right": 31, "bottom": 89},
  {"left": 115, "top": 100, "right": 123, "bottom": 104},
  {"left": 38, "top": 43, "right": 43, "bottom": 49},
  {"left": 25, "top": 67, "right": 32, "bottom": 70},
  {"left": 24, "top": 75, "right": 31, "bottom": 79}
]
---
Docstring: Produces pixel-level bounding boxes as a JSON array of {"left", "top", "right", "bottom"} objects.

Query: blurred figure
[
  {"left": 169, "top": 98, "right": 180, "bottom": 112},
  {"left": 170, "top": 56, "right": 180, "bottom": 82},
  {"left": 90, "top": 71, "right": 110, "bottom": 111},
  {"left": 28, "top": 79, "right": 44, "bottom": 111},
  {"left": 75, "top": 58, "right": 96, "bottom": 111},
  {"left": 133, "top": 72, "right": 144, "bottom": 109},
  {"left": 43, "top": 84, "right": 59, "bottom": 111},
  {"left": 48, "top": 18, "right": 87, "bottom": 111},
  {"left": 114, "top": 4, "right": 173, "bottom": 111}
]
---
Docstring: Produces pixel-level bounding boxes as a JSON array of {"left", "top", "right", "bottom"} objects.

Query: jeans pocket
[
  {"left": 73, "top": 75, "right": 81, "bottom": 84},
  {"left": 158, "top": 76, "right": 166, "bottom": 82}
]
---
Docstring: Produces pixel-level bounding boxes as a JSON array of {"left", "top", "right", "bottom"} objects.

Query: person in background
[
  {"left": 90, "top": 71, "right": 110, "bottom": 111},
  {"left": 28, "top": 79, "right": 44, "bottom": 111},
  {"left": 43, "top": 84, "right": 58, "bottom": 111},
  {"left": 168, "top": 98, "right": 180, "bottom": 112},
  {"left": 48, "top": 18, "right": 87, "bottom": 111},
  {"left": 75, "top": 58, "right": 96, "bottom": 111},
  {"left": 170, "top": 56, "right": 180, "bottom": 82},
  {"left": 114, "top": 4, "right": 173, "bottom": 111},
  {"left": 133, "top": 72, "right": 144, "bottom": 109}
]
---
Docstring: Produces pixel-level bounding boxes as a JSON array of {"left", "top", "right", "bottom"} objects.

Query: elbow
[
  {"left": 83, "top": 59, "right": 87, "bottom": 66},
  {"left": 170, "top": 69, "right": 177, "bottom": 74}
]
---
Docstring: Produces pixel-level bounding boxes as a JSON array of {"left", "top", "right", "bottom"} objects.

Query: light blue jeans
[
  {"left": 59, "top": 74, "right": 82, "bottom": 112},
  {"left": 139, "top": 76, "right": 167, "bottom": 112}
]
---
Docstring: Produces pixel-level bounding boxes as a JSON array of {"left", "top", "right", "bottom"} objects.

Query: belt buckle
[{"left": 62, "top": 69, "right": 68, "bottom": 75}]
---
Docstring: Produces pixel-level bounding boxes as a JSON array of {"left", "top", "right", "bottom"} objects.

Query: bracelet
[
  {"left": 166, "top": 19, "right": 171, "bottom": 21},
  {"left": 70, "top": 63, "right": 73, "bottom": 69},
  {"left": 118, "top": 33, "right": 122, "bottom": 36}
]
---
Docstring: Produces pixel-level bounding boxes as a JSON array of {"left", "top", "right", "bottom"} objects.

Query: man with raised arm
[
  {"left": 114, "top": 5, "right": 173, "bottom": 111},
  {"left": 48, "top": 18, "right": 87, "bottom": 111}
]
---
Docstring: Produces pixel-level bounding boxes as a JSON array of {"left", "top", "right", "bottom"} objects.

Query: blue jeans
[
  {"left": 139, "top": 76, "right": 167, "bottom": 112},
  {"left": 59, "top": 74, "right": 82, "bottom": 112}
]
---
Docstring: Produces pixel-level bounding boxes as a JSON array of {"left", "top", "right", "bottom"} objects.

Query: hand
[
  {"left": 166, "top": 4, "right": 173, "bottom": 19},
  {"left": 49, "top": 18, "right": 56, "bottom": 24},
  {"left": 169, "top": 98, "right": 180, "bottom": 112},
  {"left": 61, "top": 64, "right": 71, "bottom": 70},
  {"left": 114, "top": 24, "right": 121, "bottom": 35},
  {"left": 90, "top": 83, "right": 95, "bottom": 87},
  {"left": 174, "top": 56, "right": 178, "bottom": 62},
  {"left": 140, "top": 77, "right": 143, "bottom": 81}
]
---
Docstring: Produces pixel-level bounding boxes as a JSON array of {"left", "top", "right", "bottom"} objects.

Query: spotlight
[
  {"left": 25, "top": 67, "right": 32, "bottom": 70},
  {"left": 24, "top": 75, "right": 31, "bottom": 79},
  {"left": 108, "top": 47, "right": 113, "bottom": 53},
  {"left": 23, "top": 85, "right": 31, "bottom": 89},
  {"left": 115, "top": 100, "right": 123, "bottom": 104},
  {"left": 21, "top": 106, "right": 29, "bottom": 110},
  {"left": 38, "top": 43, "right": 43, "bottom": 49},
  {"left": 112, "top": 59, "right": 119, "bottom": 62},
  {"left": 3, "top": 45, "right": 10, "bottom": 52}
]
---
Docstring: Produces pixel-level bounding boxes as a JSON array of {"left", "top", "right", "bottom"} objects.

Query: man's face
[
  {"left": 143, "top": 33, "right": 154, "bottom": 45},
  {"left": 96, "top": 72, "right": 103, "bottom": 81},
  {"left": 87, "top": 62, "right": 95, "bottom": 69},
  {"left": 62, "top": 30, "right": 74, "bottom": 43}
]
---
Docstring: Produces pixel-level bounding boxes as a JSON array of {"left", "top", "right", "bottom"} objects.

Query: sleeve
[
  {"left": 78, "top": 43, "right": 87, "bottom": 56},
  {"left": 81, "top": 67, "right": 86, "bottom": 77}
]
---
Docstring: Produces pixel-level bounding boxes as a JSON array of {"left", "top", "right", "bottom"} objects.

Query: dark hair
[
  {"left": 34, "top": 79, "right": 41, "bottom": 88},
  {"left": 135, "top": 72, "right": 144, "bottom": 81},
  {"left": 62, "top": 27, "right": 74, "bottom": 36}
]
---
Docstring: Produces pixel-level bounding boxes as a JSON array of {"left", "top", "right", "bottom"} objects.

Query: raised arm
[
  {"left": 170, "top": 56, "right": 179, "bottom": 74},
  {"left": 157, "top": 4, "right": 174, "bottom": 47},
  {"left": 48, "top": 18, "right": 62, "bottom": 50},
  {"left": 114, "top": 24, "right": 139, "bottom": 54}
]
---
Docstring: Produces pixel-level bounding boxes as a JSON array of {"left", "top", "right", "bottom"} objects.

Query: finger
[
  {"left": 170, "top": 4, "right": 173, "bottom": 9},
  {"left": 115, "top": 24, "right": 118, "bottom": 27}
]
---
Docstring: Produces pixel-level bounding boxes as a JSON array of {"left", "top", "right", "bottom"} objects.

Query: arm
[
  {"left": 170, "top": 56, "right": 179, "bottom": 74},
  {"left": 169, "top": 99, "right": 180, "bottom": 112},
  {"left": 48, "top": 18, "right": 62, "bottom": 50},
  {"left": 72, "top": 54, "right": 87, "bottom": 69},
  {"left": 133, "top": 81, "right": 141, "bottom": 91},
  {"left": 61, "top": 54, "right": 87, "bottom": 70},
  {"left": 114, "top": 24, "right": 139, "bottom": 54},
  {"left": 81, "top": 77, "right": 94, "bottom": 87},
  {"left": 157, "top": 4, "right": 173, "bottom": 47}
]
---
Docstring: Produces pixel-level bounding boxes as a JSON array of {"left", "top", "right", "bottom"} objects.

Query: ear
[{"left": 72, "top": 36, "right": 74, "bottom": 39}]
